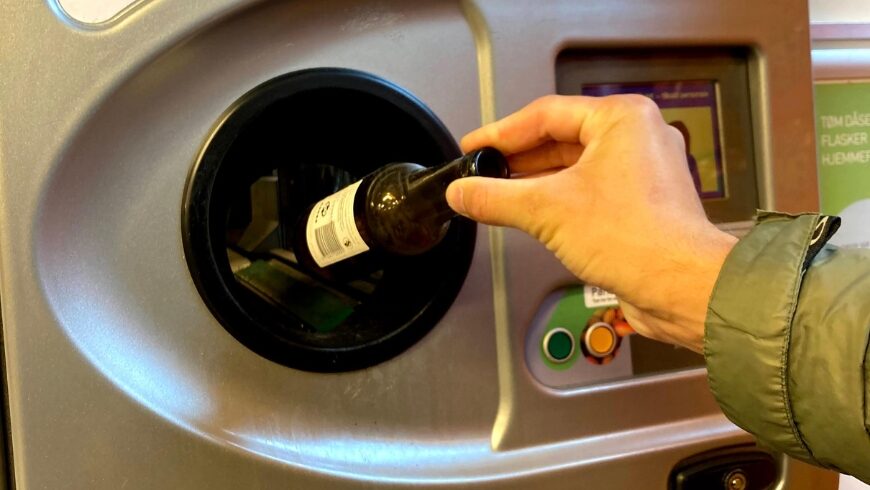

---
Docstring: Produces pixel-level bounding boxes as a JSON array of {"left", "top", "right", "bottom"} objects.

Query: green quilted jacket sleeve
[{"left": 705, "top": 211, "right": 870, "bottom": 482}]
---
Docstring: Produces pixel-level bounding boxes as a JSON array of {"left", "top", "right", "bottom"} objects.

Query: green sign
[{"left": 815, "top": 81, "right": 870, "bottom": 248}]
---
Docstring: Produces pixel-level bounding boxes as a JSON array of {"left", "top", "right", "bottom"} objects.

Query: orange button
[{"left": 584, "top": 323, "right": 617, "bottom": 357}]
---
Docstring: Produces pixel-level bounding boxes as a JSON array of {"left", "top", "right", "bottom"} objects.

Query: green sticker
[{"left": 540, "top": 287, "right": 623, "bottom": 370}]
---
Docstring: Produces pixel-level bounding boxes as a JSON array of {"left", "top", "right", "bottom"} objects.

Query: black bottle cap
[{"left": 469, "top": 147, "right": 510, "bottom": 179}]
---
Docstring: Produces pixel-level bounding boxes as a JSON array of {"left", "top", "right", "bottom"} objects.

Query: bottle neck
[{"left": 407, "top": 147, "right": 509, "bottom": 223}]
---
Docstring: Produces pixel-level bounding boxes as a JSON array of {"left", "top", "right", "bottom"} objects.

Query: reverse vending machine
[{"left": 0, "top": 0, "right": 837, "bottom": 488}]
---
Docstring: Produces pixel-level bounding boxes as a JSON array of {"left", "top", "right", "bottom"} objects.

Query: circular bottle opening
[
  {"left": 183, "top": 68, "right": 476, "bottom": 372},
  {"left": 469, "top": 149, "right": 510, "bottom": 180}
]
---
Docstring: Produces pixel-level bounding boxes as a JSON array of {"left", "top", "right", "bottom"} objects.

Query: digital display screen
[{"left": 581, "top": 81, "right": 726, "bottom": 199}]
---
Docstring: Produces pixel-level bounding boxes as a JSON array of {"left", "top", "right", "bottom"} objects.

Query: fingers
[
  {"left": 460, "top": 95, "right": 601, "bottom": 155},
  {"left": 508, "top": 141, "right": 584, "bottom": 174},
  {"left": 512, "top": 167, "right": 564, "bottom": 180},
  {"left": 445, "top": 177, "right": 545, "bottom": 229},
  {"left": 461, "top": 94, "right": 666, "bottom": 157}
]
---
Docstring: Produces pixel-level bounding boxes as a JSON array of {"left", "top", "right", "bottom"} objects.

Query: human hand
[{"left": 446, "top": 95, "right": 737, "bottom": 352}]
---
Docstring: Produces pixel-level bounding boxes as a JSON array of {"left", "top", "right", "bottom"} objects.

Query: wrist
[
  {"left": 628, "top": 225, "right": 737, "bottom": 352},
  {"left": 665, "top": 226, "right": 737, "bottom": 350}
]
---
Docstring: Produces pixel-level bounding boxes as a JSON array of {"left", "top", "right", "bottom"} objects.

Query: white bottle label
[
  {"left": 583, "top": 284, "right": 619, "bottom": 308},
  {"left": 305, "top": 181, "right": 370, "bottom": 267}
]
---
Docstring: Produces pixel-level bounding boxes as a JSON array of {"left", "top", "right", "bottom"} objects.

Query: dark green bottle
[{"left": 295, "top": 147, "right": 509, "bottom": 269}]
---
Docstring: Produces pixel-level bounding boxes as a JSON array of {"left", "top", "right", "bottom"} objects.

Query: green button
[{"left": 544, "top": 328, "right": 575, "bottom": 363}]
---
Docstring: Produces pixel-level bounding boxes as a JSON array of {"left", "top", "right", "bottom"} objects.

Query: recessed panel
[{"left": 556, "top": 48, "right": 758, "bottom": 224}]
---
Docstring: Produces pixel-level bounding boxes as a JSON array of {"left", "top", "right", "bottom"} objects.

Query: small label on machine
[
  {"left": 583, "top": 284, "right": 619, "bottom": 308},
  {"left": 305, "top": 181, "right": 370, "bottom": 267}
]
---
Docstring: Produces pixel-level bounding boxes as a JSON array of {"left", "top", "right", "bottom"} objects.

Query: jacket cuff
[{"left": 704, "top": 212, "right": 836, "bottom": 464}]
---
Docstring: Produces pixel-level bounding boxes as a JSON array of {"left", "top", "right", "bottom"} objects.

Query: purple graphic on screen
[{"left": 581, "top": 81, "right": 725, "bottom": 199}]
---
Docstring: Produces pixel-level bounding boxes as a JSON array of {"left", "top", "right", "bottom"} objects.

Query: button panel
[
  {"left": 525, "top": 285, "right": 704, "bottom": 389},
  {"left": 525, "top": 286, "right": 635, "bottom": 387}
]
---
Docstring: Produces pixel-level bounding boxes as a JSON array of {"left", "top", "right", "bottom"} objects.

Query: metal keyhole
[{"left": 725, "top": 470, "right": 748, "bottom": 490}]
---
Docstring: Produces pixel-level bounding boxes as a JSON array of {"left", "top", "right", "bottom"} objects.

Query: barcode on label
[{"left": 315, "top": 223, "right": 343, "bottom": 257}]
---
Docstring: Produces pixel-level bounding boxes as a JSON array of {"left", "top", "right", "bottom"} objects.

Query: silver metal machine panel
[{"left": 0, "top": 0, "right": 836, "bottom": 488}]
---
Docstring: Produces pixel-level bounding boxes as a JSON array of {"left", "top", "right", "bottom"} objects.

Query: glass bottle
[{"left": 295, "top": 147, "right": 509, "bottom": 269}]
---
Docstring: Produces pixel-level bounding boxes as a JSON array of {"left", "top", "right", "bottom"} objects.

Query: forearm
[
  {"left": 704, "top": 212, "right": 870, "bottom": 481},
  {"left": 618, "top": 223, "right": 737, "bottom": 353}
]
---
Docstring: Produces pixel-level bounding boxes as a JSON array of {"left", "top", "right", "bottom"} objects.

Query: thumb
[{"left": 446, "top": 177, "right": 539, "bottom": 229}]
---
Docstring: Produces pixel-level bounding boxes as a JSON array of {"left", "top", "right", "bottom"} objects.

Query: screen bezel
[{"left": 556, "top": 47, "right": 758, "bottom": 223}]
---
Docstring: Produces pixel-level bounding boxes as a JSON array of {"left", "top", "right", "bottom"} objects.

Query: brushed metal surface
[
  {"left": 2, "top": 1, "right": 500, "bottom": 487},
  {"left": 0, "top": 0, "right": 833, "bottom": 488},
  {"left": 471, "top": 0, "right": 820, "bottom": 453}
]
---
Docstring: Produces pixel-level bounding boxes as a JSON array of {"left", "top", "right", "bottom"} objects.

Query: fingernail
[{"left": 447, "top": 184, "right": 468, "bottom": 217}]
